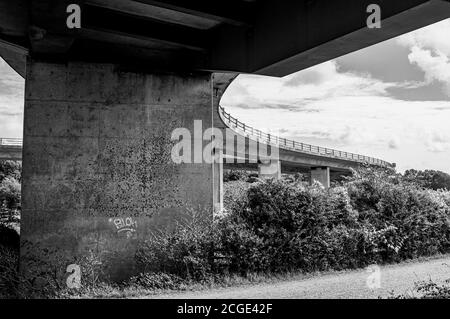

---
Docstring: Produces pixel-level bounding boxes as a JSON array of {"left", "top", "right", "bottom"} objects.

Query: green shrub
[
  {"left": 0, "top": 161, "right": 21, "bottom": 183},
  {"left": 391, "top": 279, "right": 450, "bottom": 299},
  {"left": 0, "top": 177, "right": 21, "bottom": 225},
  {"left": 0, "top": 224, "right": 19, "bottom": 250},
  {"left": 0, "top": 245, "right": 20, "bottom": 299},
  {"left": 7, "top": 165, "right": 444, "bottom": 296},
  {"left": 223, "top": 180, "right": 250, "bottom": 213},
  {"left": 223, "top": 169, "right": 249, "bottom": 182},
  {"left": 128, "top": 272, "right": 186, "bottom": 290},
  {"left": 218, "top": 167, "right": 450, "bottom": 274},
  {"left": 0, "top": 161, "right": 21, "bottom": 227},
  {"left": 0, "top": 177, "right": 21, "bottom": 209},
  {"left": 403, "top": 169, "right": 450, "bottom": 191},
  {"left": 216, "top": 219, "right": 270, "bottom": 274},
  {"left": 135, "top": 210, "right": 218, "bottom": 281},
  {"left": 222, "top": 181, "right": 368, "bottom": 272},
  {"left": 414, "top": 280, "right": 450, "bottom": 299},
  {"left": 131, "top": 168, "right": 450, "bottom": 282}
]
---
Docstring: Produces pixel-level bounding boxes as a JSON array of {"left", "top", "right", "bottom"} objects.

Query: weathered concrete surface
[
  {"left": 20, "top": 60, "right": 215, "bottom": 283},
  {"left": 311, "top": 167, "right": 330, "bottom": 188}
]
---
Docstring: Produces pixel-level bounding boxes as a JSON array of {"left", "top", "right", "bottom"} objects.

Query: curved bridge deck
[
  {"left": 212, "top": 74, "right": 393, "bottom": 175},
  {"left": 218, "top": 105, "right": 392, "bottom": 170}
]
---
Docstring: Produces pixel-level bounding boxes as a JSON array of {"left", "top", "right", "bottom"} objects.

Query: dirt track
[{"left": 149, "top": 256, "right": 450, "bottom": 299}]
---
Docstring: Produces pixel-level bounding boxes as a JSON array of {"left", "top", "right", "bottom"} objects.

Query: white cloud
[
  {"left": 407, "top": 46, "right": 450, "bottom": 96},
  {"left": 424, "top": 131, "right": 450, "bottom": 153},
  {"left": 397, "top": 19, "right": 450, "bottom": 56},
  {"left": 224, "top": 60, "right": 406, "bottom": 112},
  {"left": 397, "top": 19, "right": 450, "bottom": 96}
]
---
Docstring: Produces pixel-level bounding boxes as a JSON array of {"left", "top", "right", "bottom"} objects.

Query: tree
[
  {"left": 0, "top": 161, "right": 21, "bottom": 224},
  {"left": 0, "top": 161, "right": 21, "bottom": 183},
  {"left": 403, "top": 169, "right": 450, "bottom": 191}
]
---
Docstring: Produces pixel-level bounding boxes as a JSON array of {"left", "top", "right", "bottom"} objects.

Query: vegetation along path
[{"left": 149, "top": 256, "right": 450, "bottom": 299}]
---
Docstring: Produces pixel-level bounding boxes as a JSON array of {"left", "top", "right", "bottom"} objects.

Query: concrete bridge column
[
  {"left": 311, "top": 167, "right": 330, "bottom": 188},
  {"left": 258, "top": 159, "right": 281, "bottom": 180},
  {"left": 20, "top": 59, "right": 217, "bottom": 284}
]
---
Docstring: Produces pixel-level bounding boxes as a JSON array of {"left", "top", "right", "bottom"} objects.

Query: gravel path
[{"left": 149, "top": 256, "right": 450, "bottom": 299}]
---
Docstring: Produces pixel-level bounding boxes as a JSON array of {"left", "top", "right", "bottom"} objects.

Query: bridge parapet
[{"left": 0, "top": 138, "right": 22, "bottom": 146}]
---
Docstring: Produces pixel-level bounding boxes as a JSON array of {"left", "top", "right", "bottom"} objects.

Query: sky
[
  {"left": 0, "top": 58, "right": 24, "bottom": 139},
  {"left": 1, "top": 19, "right": 450, "bottom": 173}
]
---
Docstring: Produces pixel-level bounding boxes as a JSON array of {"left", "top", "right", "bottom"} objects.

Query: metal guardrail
[
  {"left": 218, "top": 106, "right": 392, "bottom": 168},
  {"left": 0, "top": 138, "right": 22, "bottom": 146}
]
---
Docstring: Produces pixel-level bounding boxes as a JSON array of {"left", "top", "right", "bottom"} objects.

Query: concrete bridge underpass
[{"left": 1, "top": 0, "right": 449, "bottom": 283}]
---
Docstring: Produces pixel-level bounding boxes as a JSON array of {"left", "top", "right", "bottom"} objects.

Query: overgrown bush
[
  {"left": 346, "top": 168, "right": 450, "bottom": 261},
  {"left": 0, "top": 161, "right": 21, "bottom": 183},
  {"left": 403, "top": 169, "right": 450, "bottom": 191},
  {"left": 3, "top": 164, "right": 450, "bottom": 296},
  {"left": 223, "top": 180, "right": 251, "bottom": 212},
  {"left": 135, "top": 210, "right": 219, "bottom": 282},
  {"left": 414, "top": 280, "right": 450, "bottom": 299},
  {"left": 223, "top": 169, "right": 249, "bottom": 182},
  {"left": 0, "top": 224, "right": 19, "bottom": 250},
  {"left": 391, "top": 278, "right": 450, "bottom": 299},
  {"left": 128, "top": 272, "right": 186, "bottom": 290},
  {"left": 132, "top": 167, "right": 450, "bottom": 283},
  {"left": 0, "top": 245, "right": 20, "bottom": 299},
  {"left": 0, "top": 161, "right": 21, "bottom": 225},
  {"left": 219, "top": 181, "right": 368, "bottom": 272}
]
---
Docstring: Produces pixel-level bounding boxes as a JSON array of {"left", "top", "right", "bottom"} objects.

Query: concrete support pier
[
  {"left": 311, "top": 167, "right": 330, "bottom": 188},
  {"left": 20, "top": 60, "right": 217, "bottom": 284},
  {"left": 258, "top": 159, "right": 281, "bottom": 180}
]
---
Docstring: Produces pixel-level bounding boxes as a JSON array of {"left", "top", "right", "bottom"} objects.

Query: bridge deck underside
[{"left": 2, "top": 1, "right": 450, "bottom": 77}]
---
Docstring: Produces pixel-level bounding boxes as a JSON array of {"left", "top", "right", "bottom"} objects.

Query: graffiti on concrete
[{"left": 109, "top": 217, "right": 138, "bottom": 239}]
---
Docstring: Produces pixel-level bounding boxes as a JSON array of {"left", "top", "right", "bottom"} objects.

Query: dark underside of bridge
[{"left": 2, "top": 0, "right": 450, "bottom": 78}]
